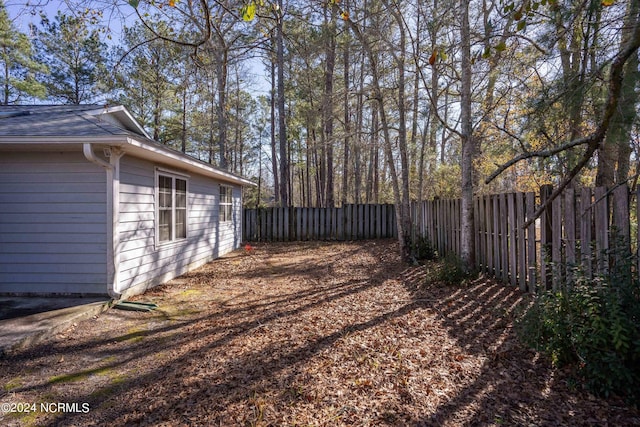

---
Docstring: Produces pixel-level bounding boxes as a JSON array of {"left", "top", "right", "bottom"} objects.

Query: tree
[
  {"left": 597, "top": 0, "right": 639, "bottom": 187},
  {"left": 35, "top": 11, "right": 108, "bottom": 104},
  {"left": 113, "top": 22, "right": 183, "bottom": 143},
  {"left": 0, "top": 0, "right": 47, "bottom": 104},
  {"left": 459, "top": 0, "right": 475, "bottom": 271},
  {"left": 487, "top": 0, "right": 640, "bottom": 220}
]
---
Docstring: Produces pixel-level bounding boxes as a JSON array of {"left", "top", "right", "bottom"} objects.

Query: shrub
[
  {"left": 435, "top": 252, "right": 477, "bottom": 285},
  {"left": 517, "top": 255, "right": 640, "bottom": 401},
  {"left": 411, "top": 235, "right": 436, "bottom": 261}
]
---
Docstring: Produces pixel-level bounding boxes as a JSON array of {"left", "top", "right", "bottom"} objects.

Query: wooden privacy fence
[
  {"left": 412, "top": 184, "right": 634, "bottom": 293},
  {"left": 243, "top": 185, "right": 635, "bottom": 292},
  {"left": 243, "top": 204, "right": 397, "bottom": 242}
]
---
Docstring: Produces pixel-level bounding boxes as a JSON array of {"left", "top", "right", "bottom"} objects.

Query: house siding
[
  {"left": 0, "top": 151, "right": 108, "bottom": 295},
  {"left": 117, "top": 155, "right": 243, "bottom": 295}
]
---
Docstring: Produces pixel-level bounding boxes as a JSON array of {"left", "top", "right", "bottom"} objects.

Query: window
[
  {"left": 157, "top": 172, "right": 188, "bottom": 243},
  {"left": 220, "top": 185, "right": 233, "bottom": 222}
]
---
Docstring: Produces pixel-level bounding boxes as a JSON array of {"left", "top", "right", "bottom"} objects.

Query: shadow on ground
[
  {"left": 0, "top": 297, "right": 109, "bottom": 321},
  {"left": 0, "top": 241, "right": 637, "bottom": 426}
]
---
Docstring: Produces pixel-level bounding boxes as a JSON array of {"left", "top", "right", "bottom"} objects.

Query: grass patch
[
  {"left": 89, "top": 372, "right": 127, "bottom": 400},
  {"left": 115, "top": 327, "right": 148, "bottom": 343},
  {"left": 178, "top": 289, "right": 202, "bottom": 299},
  {"left": 3, "top": 377, "right": 22, "bottom": 392},
  {"left": 48, "top": 356, "right": 117, "bottom": 385}
]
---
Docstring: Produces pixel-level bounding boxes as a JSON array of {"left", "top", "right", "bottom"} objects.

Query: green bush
[
  {"left": 435, "top": 252, "right": 476, "bottom": 285},
  {"left": 518, "top": 257, "right": 640, "bottom": 401},
  {"left": 411, "top": 235, "right": 436, "bottom": 261}
]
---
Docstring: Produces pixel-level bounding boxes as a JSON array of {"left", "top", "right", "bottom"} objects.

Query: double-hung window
[
  {"left": 220, "top": 185, "right": 233, "bottom": 223},
  {"left": 157, "top": 171, "right": 188, "bottom": 244}
]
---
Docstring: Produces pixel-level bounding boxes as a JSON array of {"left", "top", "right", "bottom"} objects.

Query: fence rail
[{"left": 243, "top": 185, "right": 635, "bottom": 292}]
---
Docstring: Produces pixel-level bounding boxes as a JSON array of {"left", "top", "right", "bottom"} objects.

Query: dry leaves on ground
[{"left": 1, "top": 240, "right": 638, "bottom": 426}]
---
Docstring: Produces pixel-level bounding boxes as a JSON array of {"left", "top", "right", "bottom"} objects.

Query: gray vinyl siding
[
  {"left": 218, "top": 186, "right": 242, "bottom": 255},
  {"left": 118, "top": 155, "right": 243, "bottom": 294},
  {"left": 0, "top": 151, "right": 108, "bottom": 295}
]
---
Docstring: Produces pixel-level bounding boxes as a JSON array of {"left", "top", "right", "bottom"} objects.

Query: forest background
[{"left": 3, "top": 0, "right": 640, "bottom": 257}]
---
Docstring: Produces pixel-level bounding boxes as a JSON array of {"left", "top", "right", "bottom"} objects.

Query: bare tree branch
[
  {"left": 132, "top": 0, "right": 211, "bottom": 53},
  {"left": 517, "top": 10, "right": 640, "bottom": 228}
]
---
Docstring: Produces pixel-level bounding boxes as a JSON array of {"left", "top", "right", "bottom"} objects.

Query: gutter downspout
[{"left": 83, "top": 143, "right": 123, "bottom": 300}]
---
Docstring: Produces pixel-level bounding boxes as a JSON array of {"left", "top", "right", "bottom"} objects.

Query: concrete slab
[{"left": 0, "top": 297, "right": 112, "bottom": 355}]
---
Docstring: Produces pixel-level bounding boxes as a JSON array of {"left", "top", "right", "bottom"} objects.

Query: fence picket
[
  {"left": 565, "top": 189, "right": 576, "bottom": 285},
  {"left": 516, "top": 193, "right": 527, "bottom": 292},
  {"left": 552, "top": 195, "right": 562, "bottom": 290},
  {"left": 540, "top": 185, "right": 553, "bottom": 291},
  {"left": 594, "top": 186, "right": 609, "bottom": 275},
  {"left": 485, "top": 195, "right": 493, "bottom": 275},
  {"left": 507, "top": 193, "right": 517, "bottom": 287},
  {"left": 499, "top": 193, "right": 509, "bottom": 283},
  {"left": 526, "top": 192, "right": 537, "bottom": 293},
  {"left": 580, "top": 188, "right": 593, "bottom": 278},
  {"left": 492, "top": 195, "right": 500, "bottom": 278}
]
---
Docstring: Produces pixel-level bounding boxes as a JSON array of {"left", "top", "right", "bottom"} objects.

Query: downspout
[{"left": 83, "top": 143, "right": 123, "bottom": 300}]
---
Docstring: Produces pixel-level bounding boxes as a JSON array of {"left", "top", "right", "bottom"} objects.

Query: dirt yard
[{"left": 1, "top": 241, "right": 638, "bottom": 426}]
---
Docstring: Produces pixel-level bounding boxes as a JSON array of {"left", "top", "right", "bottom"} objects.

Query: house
[{"left": 0, "top": 105, "right": 254, "bottom": 299}]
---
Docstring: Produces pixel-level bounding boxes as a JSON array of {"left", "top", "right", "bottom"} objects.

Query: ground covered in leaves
[{"left": 1, "top": 241, "right": 638, "bottom": 426}]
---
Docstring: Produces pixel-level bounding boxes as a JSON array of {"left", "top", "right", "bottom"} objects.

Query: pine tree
[
  {"left": 35, "top": 11, "right": 107, "bottom": 104},
  {"left": 0, "top": 0, "right": 47, "bottom": 105}
]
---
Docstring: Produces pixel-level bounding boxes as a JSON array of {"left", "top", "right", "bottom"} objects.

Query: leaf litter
[{"left": 0, "top": 240, "right": 638, "bottom": 426}]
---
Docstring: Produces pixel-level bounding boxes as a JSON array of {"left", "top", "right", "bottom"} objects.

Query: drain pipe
[{"left": 83, "top": 143, "right": 122, "bottom": 300}]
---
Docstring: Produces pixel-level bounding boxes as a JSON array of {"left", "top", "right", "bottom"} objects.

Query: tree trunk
[
  {"left": 342, "top": 10, "right": 409, "bottom": 259},
  {"left": 270, "top": 56, "right": 280, "bottom": 204},
  {"left": 341, "top": 0, "right": 351, "bottom": 206},
  {"left": 276, "top": 0, "right": 289, "bottom": 206},
  {"left": 216, "top": 46, "right": 228, "bottom": 169},
  {"left": 598, "top": 0, "right": 639, "bottom": 187},
  {"left": 459, "top": 0, "right": 475, "bottom": 271},
  {"left": 322, "top": 7, "right": 336, "bottom": 208}
]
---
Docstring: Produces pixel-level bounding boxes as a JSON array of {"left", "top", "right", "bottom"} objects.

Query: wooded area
[{"left": 4, "top": 0, "right": 640, "bottom": 264}]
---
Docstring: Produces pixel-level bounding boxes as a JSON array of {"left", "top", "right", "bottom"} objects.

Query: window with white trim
[
  {"left": 220, "top": 185, "right": 233, "bottom": 222},
  {"left": 157, "top": 172, "right": 188, "bottom": 243}
]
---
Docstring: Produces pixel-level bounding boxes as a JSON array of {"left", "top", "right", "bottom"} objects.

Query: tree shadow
[
  {"left": 0, "top": 241, "right": 637, "bottom": 426},
  {"left": 401, "top": 269, "right": 638, "bottom": 426}
]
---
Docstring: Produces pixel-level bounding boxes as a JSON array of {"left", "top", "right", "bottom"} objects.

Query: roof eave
[
  {"left": 124, "top": 137, "right": 256, "bottom": 187},
  {"left": 0, "top": 135, "right": 256, "bottom": 187}
]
